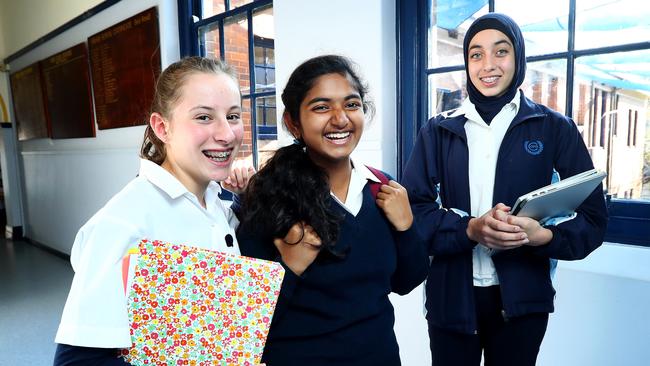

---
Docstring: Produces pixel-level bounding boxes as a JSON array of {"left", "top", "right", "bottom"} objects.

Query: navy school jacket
[{"left": 402, "top": 93, "right": 608, "bottom": 335}]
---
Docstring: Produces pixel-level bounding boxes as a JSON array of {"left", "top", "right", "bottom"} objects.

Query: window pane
[
  {"left": 255, "top": 96, "right": 278, "bottom": 166},
  {"left": 496, "top": 0, "right": 569, "bottom": 56},
  {"left": 573, "top": 50, "right": 650, "bottom": 200},
  {"left": 224, "top": 13, "right": 251, "bottom": 95},
  {"left": 254, "top": 46, "right": 264, "bottom": 64},
  {"left": 253, "top": 6, "right": 275, "bottom": 93},
  {"left": 255, "top": 96, "right": 276, "bottom": 125},
  {"left": 521, "top": 59, "right": 567, "bottom": 115},
  {"left": 575, "top": 0, "right": 650, "bottom": 50},
  {"left": 201, "top": 0, "right": 225, "bottom": 19},
  {"left": 230, "top": 0, "right": 254, "bottom": 10},
  {"left": 427, "top": 71, "right": 466, "bottom": 117},
  {"left": 198, "top": 22, "right": 221, "bottom": 59},
  {"left": 428, "top": 0, "right": 488, "bottom": 68},
  {"left": 238, "top": 97, "right": 253, "bottom": 159}
]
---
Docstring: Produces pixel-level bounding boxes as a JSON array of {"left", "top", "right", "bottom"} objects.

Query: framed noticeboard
[
  {"left": 9, "top": 63, "right": 50, "bottom": 140},
  {"left": 41, "top": 43, "right": 96, "bottom": 139},
  {"left": 88, "top": 7, "right": 161, "bottom": 130}
]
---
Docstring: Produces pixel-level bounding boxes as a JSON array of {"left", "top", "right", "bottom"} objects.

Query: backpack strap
[{"left": 366, "top": 165, "right": 390, "bottom": 200}]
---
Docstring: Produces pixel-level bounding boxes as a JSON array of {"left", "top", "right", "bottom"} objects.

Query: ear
[
  {"left": 150, "top": 112, "right": 170, "bottom": 143},
  {"left": 282, "top": 111, "right": 301, "bottom": 139}
]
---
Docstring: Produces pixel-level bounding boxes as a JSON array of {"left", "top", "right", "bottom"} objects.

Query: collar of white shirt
[
  {"left": 331, "top": 158, "right": 382, "bottom": 216},
  {"left": 449, "top": 89, "right": 522, "bottom": 125},
  {"left": 138, "top": 159, "right": 222, "bottom": 201}
]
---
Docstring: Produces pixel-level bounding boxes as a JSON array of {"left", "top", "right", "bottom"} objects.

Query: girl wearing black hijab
[{"left": 402, "top": 13, "right": 607, "bottom": 366}]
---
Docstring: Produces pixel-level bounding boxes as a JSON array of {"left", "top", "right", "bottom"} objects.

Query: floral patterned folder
[{"left": 120, "top": 239, "right": 284, "bottom": 366}]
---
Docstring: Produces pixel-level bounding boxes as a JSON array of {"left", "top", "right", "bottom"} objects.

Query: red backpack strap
[{"left": 366, "top": 165, "right": 390, "bottom": 200}]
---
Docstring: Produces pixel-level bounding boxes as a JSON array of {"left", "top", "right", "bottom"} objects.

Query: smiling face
[
  {"left": 467, "top": 29, "right": 516, "bottom": 98},
  {"left": 153, "top": 72, "right": 243, "bottom": 196},
  {"left": 286, "top": 72, "right": 365, "bottom": 169}
]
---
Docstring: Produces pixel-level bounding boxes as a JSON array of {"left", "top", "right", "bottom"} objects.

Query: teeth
[
  {"left": 481, "top": 76, "right": 498, "bottom": 83},
  {"left": 325, "top": 132, "right": 350, "bottom": 139},
  {"left": 204, "top": 150, "right": 231, "bottom": 161}
]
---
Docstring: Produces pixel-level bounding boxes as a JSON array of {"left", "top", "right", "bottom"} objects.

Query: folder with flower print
[{"left": 120, "top": 239, "right": 284, "bottom": 366}]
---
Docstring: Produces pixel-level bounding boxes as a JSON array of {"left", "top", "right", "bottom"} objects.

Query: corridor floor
[{"left": 0, "top": 239, "right": 73, "bottom": 365}]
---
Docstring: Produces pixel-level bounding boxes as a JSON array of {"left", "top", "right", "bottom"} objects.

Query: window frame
[{"left": 397, "top": 0, "right": 650, "bottom": 247}]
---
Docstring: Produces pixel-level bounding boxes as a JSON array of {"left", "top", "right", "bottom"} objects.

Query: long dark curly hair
[{"left": 238, "top": 55, "right": 374, "bottom": 255}]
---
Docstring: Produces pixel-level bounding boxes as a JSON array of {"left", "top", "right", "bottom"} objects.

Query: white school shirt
[
  {"left": 55, "top": 159, "right": 240, "bottom": 348},
  {"left": 450, "top": 91, "right": 522, "bottom": 287},
  {"left": 330, "top": 159, "right": 382, "bottom": 216}
]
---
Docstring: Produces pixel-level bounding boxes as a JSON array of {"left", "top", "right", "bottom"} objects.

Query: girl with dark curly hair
[{"left": 237, "top": 55, "right": 428, "bottom": 366}]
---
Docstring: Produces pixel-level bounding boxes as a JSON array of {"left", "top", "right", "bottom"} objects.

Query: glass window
[
  {"left": 428, "top": 0, "right": 488, "bottom": 68},
  {"left": 522, "top": 59, "right": 567, "bottom": 115},
  {"left": 198, "top": 22, "right": 221, "bottom": 59},
  {"left": 496, "top": 0, "right": 569, "bottom": 56},
  {"left": 201, "top": 1, "right": 226, "bottom": 19},
  {"left": 231, "top": 0, "right": 254, "bottom": 9},
  {"left": 201, "top": 0, "right": 255, "bottom": 19},
  {"left": 574, "top": 50, "right": 650, "bottom": 200},
  {"left": 575, "top": 0, "right": 650, "bottom": 50},
  {"left": 224, "top": 13, "right": 250, "bottom": 95},
  {"left": 427, "top": 70, "right": 466, "bottom": 116},
  {"left": 253, "top": 6, "right": 275, "bottom": 93},
  {"left": 240, "top": 97, "right": 253, "bottom": 159}
]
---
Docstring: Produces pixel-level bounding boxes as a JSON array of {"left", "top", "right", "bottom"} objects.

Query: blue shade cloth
[
  {"left": 463, "top": 13, "right": 527, "bottom": 124},
  {"left": 521, "top": 0, "right": 649, "bottom": 32},
  {"left": 436, "top": 0, "right": 488, "bottom": 30}
]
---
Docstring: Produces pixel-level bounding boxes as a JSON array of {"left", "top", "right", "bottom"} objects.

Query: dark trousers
[{"left": 428, "top": 286, "right": 548, "bottom": 366}]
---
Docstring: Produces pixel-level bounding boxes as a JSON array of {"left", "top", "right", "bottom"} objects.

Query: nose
[
  {"left": 212, "top": 118, "right": 237, "bottom": 144},
  {"left": 482, "top": 55, "right": 496, "bottom": 71},
  {"left": 330, "top": 107, "right": 350, "bottom": 128}
]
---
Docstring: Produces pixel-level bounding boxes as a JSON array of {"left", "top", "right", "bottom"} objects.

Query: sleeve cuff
[
  {"left": 456, "top": 215, "right": 478, "bottom": 250},
  {"left": 532, "top": 225, "right": 563, "bottom": 256}
]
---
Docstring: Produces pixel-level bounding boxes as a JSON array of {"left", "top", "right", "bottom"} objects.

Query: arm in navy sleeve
[
  {"left": 401, "top": 118, "right": 477, "bottom": 257},
  {"left": 390, "top": 220, "right": 429, "bottom": 295},
  {"left": 230, "top": 193, "right": 242, "bottom": 220},
  {"left": 53, "top": 344, "right": 130, "bottom": 366},
  {"left": 531, "top": 114, "right": 608, "bottom": 260}
]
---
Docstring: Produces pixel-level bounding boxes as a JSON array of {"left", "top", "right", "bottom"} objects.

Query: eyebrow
[
  {"left": 306, "top": 93, "right": 362, "bottom": 106},
  {"left": 190, "top": 105, "right": 241, "bottom": 112},
  {"left": 469, "top": 39, "right": 512, "bottom": 51}
]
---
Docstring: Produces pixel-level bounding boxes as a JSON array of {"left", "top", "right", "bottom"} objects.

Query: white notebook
[{"left": 510, "top": 168, "right": 606, "bottom": 222}]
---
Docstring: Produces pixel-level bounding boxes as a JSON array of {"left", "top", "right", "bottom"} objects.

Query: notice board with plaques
[
  {"left": 41, "top": 43, "right": 96, "bottom": 139},
  {"left": 88, "top": 7, "right": 161, "bottom": 130},
  {"left": 9, "top": 63, "right": 50, "bottom": 141}
]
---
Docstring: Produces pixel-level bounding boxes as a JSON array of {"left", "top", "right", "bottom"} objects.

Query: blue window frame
[{"left": 397, "top": 0, "right": 650, "bottom": 246}]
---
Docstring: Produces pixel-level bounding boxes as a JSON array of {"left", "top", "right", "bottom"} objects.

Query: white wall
[
  {"left": 0, "top": 0, "right": 104, "bottom": 57},
  {"left": 4, "top": 0, "right": 180, "bottom": 253},
  {"left": 274, "top": 1, "right": 429, "bottom": 365},
  {"left": 539, "top": 243, "right": 650, "bottom": 366}
]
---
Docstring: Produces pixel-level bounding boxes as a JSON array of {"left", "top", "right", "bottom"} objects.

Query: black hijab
[{"left": 463, "top": 13, "right": 527, "bottom": 124}]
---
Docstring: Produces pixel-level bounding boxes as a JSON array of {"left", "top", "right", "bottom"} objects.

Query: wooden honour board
[
  {"left": 9, "top": 63, "right": 50, "bottom": 140},
  {"left": 41, "top": 43, "right": 96, "bottom": 139},
  {"left": 88, "top": 7, "right": 161, "bottom": 130}
]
